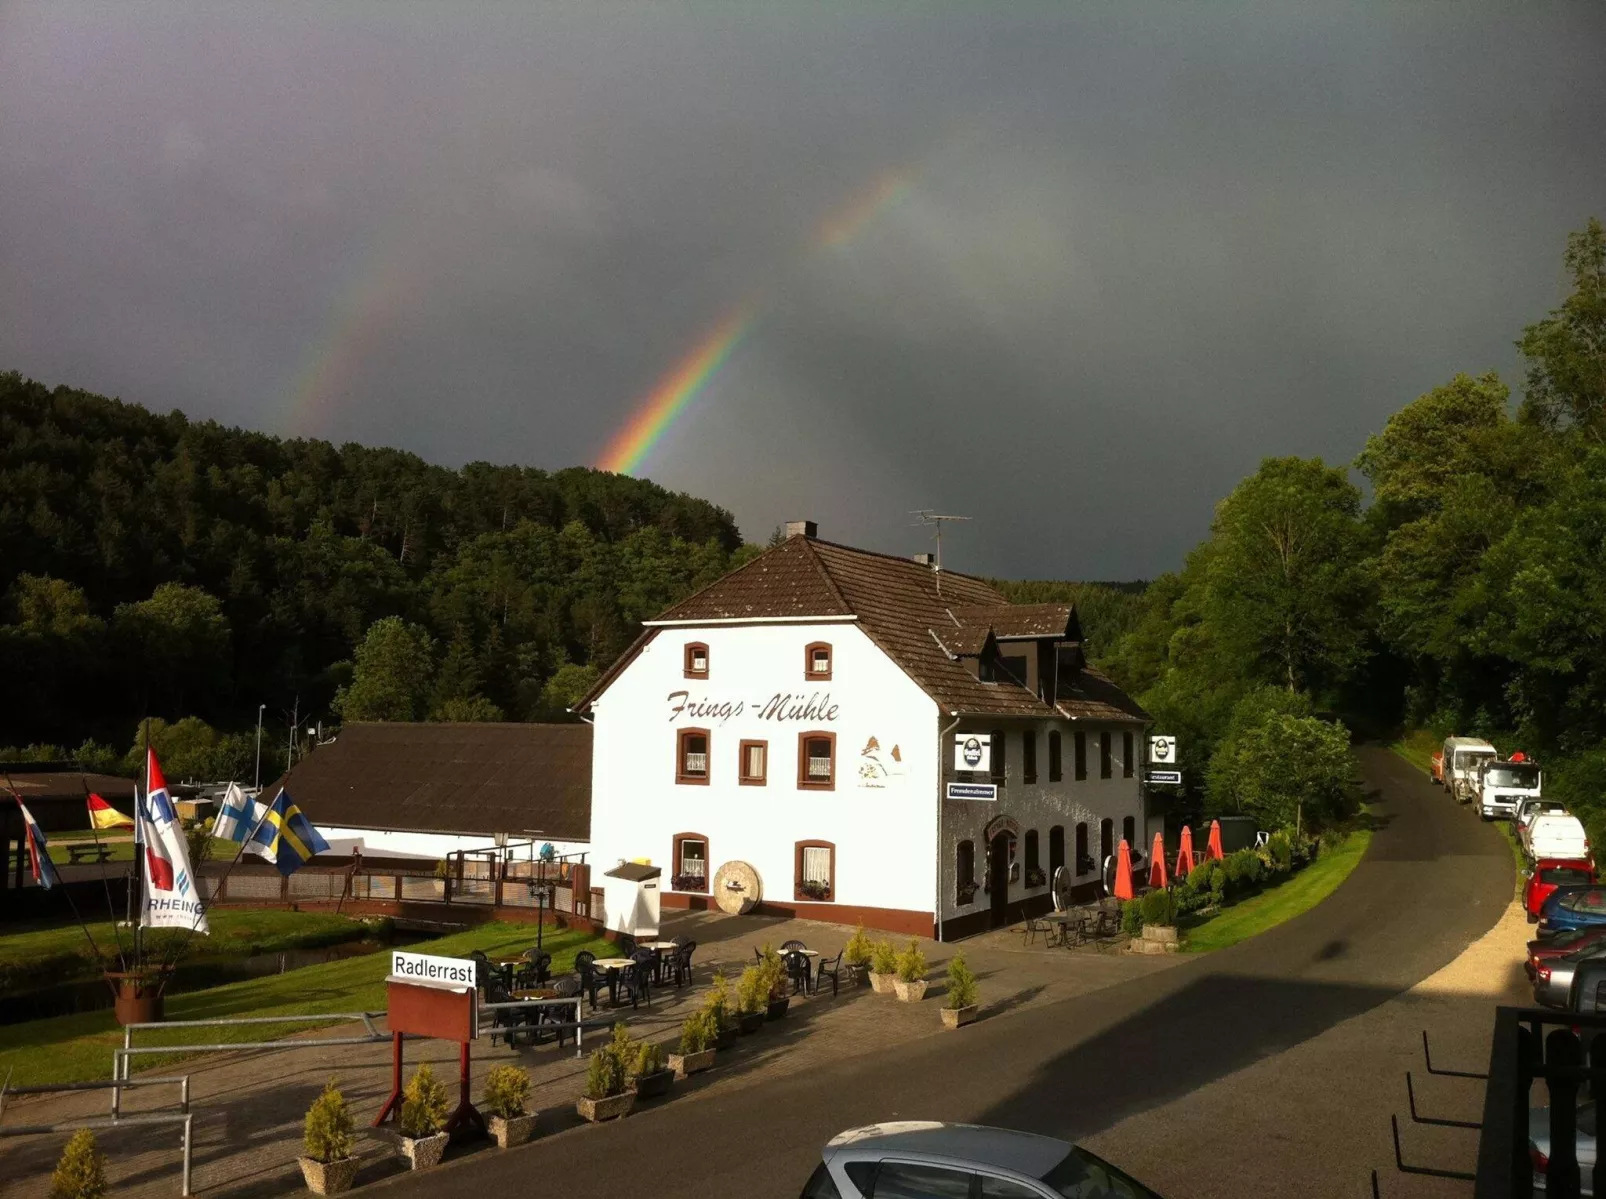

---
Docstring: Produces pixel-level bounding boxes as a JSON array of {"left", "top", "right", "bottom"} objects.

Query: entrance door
[{"left": 989, "top": 832, "right": 1011, "bottom": 928}]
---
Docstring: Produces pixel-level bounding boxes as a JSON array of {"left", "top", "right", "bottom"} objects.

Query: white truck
[
  {"left": 1473, "top": 756, "right": 1542, "bottom": 821},
  {"left": 1441, "top": 736, "right": 1497, "bottom": 804},
  {"left": 1522, "top": 812, "right": 1592, "bottom": 864}
]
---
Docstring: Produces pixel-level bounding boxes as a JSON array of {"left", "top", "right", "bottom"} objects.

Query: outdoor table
[
  {"left": 641, "top": 941, "right": 679, "bottom": 983},
  {"left": 590, "top": 957, "right": 636, "bottom": 1005}
]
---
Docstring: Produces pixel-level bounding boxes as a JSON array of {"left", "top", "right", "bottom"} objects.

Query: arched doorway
[{"left": 989, "top": 831, "right": 1012, "bottom": 928}]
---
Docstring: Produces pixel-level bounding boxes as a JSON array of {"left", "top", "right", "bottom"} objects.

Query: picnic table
[{"left": 66, "top": 843, "right": 114, "bottom": 865}]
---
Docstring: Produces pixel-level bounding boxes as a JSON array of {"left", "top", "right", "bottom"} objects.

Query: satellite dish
[{"left": 1052, "top": 865, "right": 1073, "bottom": 912}]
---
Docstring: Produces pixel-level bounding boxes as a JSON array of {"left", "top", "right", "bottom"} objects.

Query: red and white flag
[
  {"left": 138, "top": 749, "right": 208, "bottom": 934},
  {"left": 87, "top": 793, "right": 134, "bottom": 830}
]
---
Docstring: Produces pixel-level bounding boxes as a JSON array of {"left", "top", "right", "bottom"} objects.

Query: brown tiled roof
[
  {"left": 1056, "top": 666, "right": 1151, "bottom": 723},
  {"left": 617, "top": 534, "right": 1144, "bottom": 720},
  {"left": 277, "top": 722, "right": 591, "bottom": 840}
]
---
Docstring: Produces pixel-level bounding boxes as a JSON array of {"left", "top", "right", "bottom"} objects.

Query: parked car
[
  {"left": 1526, "top": 814, "right": 1593, "bottom": 864},
  {"left": 1527, "top": 860, "right": 1600, "bottom": 923},
  {"left": 1442, "top": 736, "right": 1497, "bottom": 803},
  {"left": 798, "top": 1122, "right": 1166, "bottom": 1199},
  {"left": 1540, "top": 888, "right": 1606, "bottom": 938},
  {"left": 1475, "top": 756, "right": 1543, "bottom": 821},
  {"left": 1518, "top": 798, "right": 1570, "bottom": 838},
  {"left": 1531, "top": 941, "right": 1606, "bottom": 1008},
  {"left": 1529, "top": 1100, "right": 1597, "bottom": 1194},
  {"left": 1526, "top": 926, "right": 1606, "bottom": 982}
]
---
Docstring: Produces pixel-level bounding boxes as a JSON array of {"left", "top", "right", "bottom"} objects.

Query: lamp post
[{"left": 254, "top": 704, "right": 266, "bottom": 792}]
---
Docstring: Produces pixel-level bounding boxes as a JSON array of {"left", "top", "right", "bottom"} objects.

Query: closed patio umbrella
[
  {"left": 1207, "top": 819, "right": 1225, "bottom": 861},
  {"left": 1175, "top": 826, "right": 1195, "bottom": 879},
  {"left": 1113, "top": 838, "right": 1134, "bottom": 901},
  {"left": 1148, "top": 831, "right": 1168, "bottom": 890}
]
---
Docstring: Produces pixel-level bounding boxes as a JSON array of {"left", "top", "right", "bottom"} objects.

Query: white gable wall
[{"left": 589, "top": 621, "right": 940, "bottom": 922}]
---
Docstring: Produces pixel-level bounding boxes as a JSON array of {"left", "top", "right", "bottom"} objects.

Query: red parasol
[
  {"left": 1148, "top": 831, "right": 1168, "bottom": 890},
  {"left": 1114, "top": 838, "right": 1135, "bottom": 900},
  {"left": 1207, "top": 819, "right": 1225, "bottom": 861},
  {"left": 1175, "top": 826, "right": 1195, "bottom": 879}
]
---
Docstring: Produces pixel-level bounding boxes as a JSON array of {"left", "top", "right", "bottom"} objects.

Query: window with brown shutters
[
  {"left": 739, "top": 739, "right": 768, "bottom": 785},
  {"left": 794, "top": 840, "right": 835, "bottom": 902},
  {"left": 684, "top": 642, "right": 709, "bottom": 678},
  {"left": 804, "top": 642, "right": 832, "bottom": 680},
  {"left": 798, "top": 731, "right": 836, "bottom": 790},
  {"left": 677, "top": 728, "right": 710, "bottom": 784}
]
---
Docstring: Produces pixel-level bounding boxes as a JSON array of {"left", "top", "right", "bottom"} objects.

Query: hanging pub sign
[
  {"left": 1149, "top": 734, "right": 1177, "bottom": 765},
  {"left": 953, "top": 733, "right": 992, "bottom": 774}
]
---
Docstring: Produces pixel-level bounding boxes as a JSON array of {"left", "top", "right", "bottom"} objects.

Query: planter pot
[
  {"left": 106, "top": 970, "right": 171, "bottom": 1026},
  {"left": 714, "top": 1026, "right": 738, "bottom": 1051},
  {"left": 634, "top": 1069, "right": 674, "bottom": 1099},
  {"left": 1141, "top": 924, "right": 1179, "bottom": 945},
  {"left": 488, "top": 1112, "right": 539, "bottom": 1149},
  {"left": 869, "top": 972, "right": 897, "bottom": 994},
  {"left": 576, "top": 1092, "right": 634, "bottom": 1123},
  {"left": 845, "top": 962, "right": 870, "bottom": 986},
  {"left": 941, "top": 1004, "right": 979, "bottom": 1030},
  {"left": 766, "top": 997, "right": 790, "bottom": 1020},
  {"left": 669, "top": 1049, "right": 715, "bottom": 1079},
  {"left": 893, "top": 978, "right": 928, "bottom": 1003},
  {"left": 737, "top": 1011, "right": 766, "bottom": 1034},
  {"left": 400, "top": 1131, "right": 449, "bottom": 1170},
  {"left": 298, "top": 1156, "right": 360, "bottom": 1195}
]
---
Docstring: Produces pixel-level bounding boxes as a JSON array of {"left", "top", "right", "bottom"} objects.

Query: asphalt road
[{"left": 375, "top": 746, "right": 1510, "bottom": 1198}]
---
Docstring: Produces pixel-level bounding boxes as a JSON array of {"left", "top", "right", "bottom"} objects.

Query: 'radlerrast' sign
[
  {"left": 390, "top": 950, "right": 476, "bottom": 987},
  {"left": 667, "top": 690, "right": 840, "bottom": 725}
]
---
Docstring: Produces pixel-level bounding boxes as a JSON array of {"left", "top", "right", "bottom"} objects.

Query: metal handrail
[{"left": 0, "top": 1075, "right": 195, "bottom": 1196}]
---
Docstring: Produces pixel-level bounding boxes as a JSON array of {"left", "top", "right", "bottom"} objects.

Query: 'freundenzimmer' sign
[{"left": 391, "top": 950, "right": 476, "bottom": 987}]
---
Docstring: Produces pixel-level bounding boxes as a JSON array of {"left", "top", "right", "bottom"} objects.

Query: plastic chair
[
  {"left": 621, "top": 950, "right": 656, "bottom": 1008},
  {"left": 814, "top": 949, "right": 844, "bottom": 997},
  {"left": 521, "top": 949, "right": 553, "bottom": 984},
  {"left": 781, "top": 938, "right": 807, "bottom": 953},
  {"left": 784, "top": 950, "right": 812, "bottom": 995},
  {"left": 665, "top": 940, "right": 696, "bottom": 988},
  {"left": 575, "top": 954, "right": 602, "bottom": 1010}
]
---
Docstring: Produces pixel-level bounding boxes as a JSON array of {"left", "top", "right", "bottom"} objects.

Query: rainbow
[{"left": 596, "top": 164, "right": 918, "bottom": 476}]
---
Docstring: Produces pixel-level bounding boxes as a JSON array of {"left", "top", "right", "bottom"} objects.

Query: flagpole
[
  {"left": 5, "top": 779, "right": 115, "bottom": 993},
  {"left": 152, "top": 791, "right": 278, "bottom": 997},
  {"left": 79, "top": 776, "right": 129, "bottom": 971}
]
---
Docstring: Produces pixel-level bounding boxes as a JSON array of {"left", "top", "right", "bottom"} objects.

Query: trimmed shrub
[
  {"left": 1140, "top": 888, "right": 1177, "bottom": 928},
  {"left": 1121, "top": 898, "right": 1143, "bottom": 936},
  {"left": 633, "top": 1040, "right": 667, "bottom": 1079},
  {"left": 679, "top": 1007, "right": 717, "bottom": 1054},
  {"left": 303, "top": 1080, "right": 356, "bottom": 1163},
  {"left": 702, "top": 969, "right": 732, "bottom": 1028},
  {"left": 843, "top": 923, "right": 873, "bottom": 967},
  {"left": 870, "top": 939, "right": 897, "bottom": 975},
  {"left": 584, "top": 1043, "right": 626, "bottom": 1099},
  {"left": 400, "top": 1064, "right": 449, "bottom": 1138},
  {"left": 50, "top": 1129, "right": 107, "bottom": 1199},
  {"left": 481, "top": 1065, "right": 531, "bottom": 1120},
  {"left": 736, "top": 965, "right": 769, "bottom": 1015},
  {"left": 944, "top": 953, "right": 978, "bottom": 1009},
  {"left": 894, "top": 939, "right": 927, "bottom": 983}
]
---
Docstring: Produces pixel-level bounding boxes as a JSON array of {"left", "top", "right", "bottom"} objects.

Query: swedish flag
[{"left": 262, "top": 789, "right": 331, "bottom": 878}]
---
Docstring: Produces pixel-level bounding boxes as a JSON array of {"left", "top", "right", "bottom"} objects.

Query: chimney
[
  {"left": 911, "top": 552, "right": 935, "bottom": 567},
  {"left": 785, "top": 520, "right": 818, "bottom": 540}
]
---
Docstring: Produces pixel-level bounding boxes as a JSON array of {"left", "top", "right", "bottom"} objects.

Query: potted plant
[
  {"left": 631, "top": 1040, "right": 675, "bottom": 1099},
  {"left": 669, "top": 1007, "right": 718, "bottom": 1078},
  {"left": 50, "top": 1128, "right": 107, "bottom": 1199},
  {"left": 892, "top": 939, "right": 927, "bottom": 1002},
  {"left": 799, "top": 879, "right": 831, "bottom": 900},
  {"left": 940, "top": 953, "right": 979, "bottom": 1029},
  {"left": 735, "top": 965, "right": 768, "bottom": 1033},
  {"left": 482, "top": 1064, "right": 537, "bottom": 1149},
  {"left": 868, "top": 939, "right": 898, "bottom": 994},
  {"left": 1135, "top": 888, "right": 1181, "bottom": 955},
  {"left": 299, "top": 1080, "right": 359, "bottom": 1193},
  {"left": 577, "top": 1024, "right": 634, "bottom": 1123},
  {"left": 703, "top": 970, "right": 738, "bottom": 1049},
  {"left": 397, "top": 1063, "right": 449, "bottom": 1169},
  {"left": 842, "top": 923, "right": 873, "bottom": 985},
  {"left": 760, "top": 945, "right": 790, "bottom": 1019}
]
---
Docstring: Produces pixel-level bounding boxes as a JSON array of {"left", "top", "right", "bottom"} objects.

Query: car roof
[
  {"left": 1532, "top": 813, "right": 1586, "bottom": 829},
  {"left": 826, "top": 1123, "right": 1070, "bottom": 1176}
]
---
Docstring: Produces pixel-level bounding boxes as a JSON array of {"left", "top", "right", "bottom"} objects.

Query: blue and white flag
[
  {"left": 211, "top": 783, "right": 274, "bottom": 857},
  {"left": 259, "top": 788, "right": 331, "bottom": 878}
]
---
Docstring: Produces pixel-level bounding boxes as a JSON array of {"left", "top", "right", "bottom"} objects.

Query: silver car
[
  {"left": 1529, "top": 1100, "right": 1597, "bottom": 1193},
  {"left": 799, "top": 1122, "right": 1164, "bottom": 1198}
]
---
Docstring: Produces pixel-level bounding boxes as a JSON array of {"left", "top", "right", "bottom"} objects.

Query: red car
[
  {"left": 1525, "top": 925, "right": 1606, "bottom": 981},
  {"left": 1525, "top": 858, "right": 1599, "bottom": 923}
]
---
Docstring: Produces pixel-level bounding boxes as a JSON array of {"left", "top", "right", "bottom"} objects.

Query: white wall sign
[
  {"left": 390, "top": 950, "right": 476, "bottom": 987},
  {"left": 1149, "top": 735, "right": 1177, "bottom": 764},
  {"left": 953, "top": 733, "right": 991, "bottom": 773},
  {"left": 946, "top": 782, "right": 997, "bottom": 801}
]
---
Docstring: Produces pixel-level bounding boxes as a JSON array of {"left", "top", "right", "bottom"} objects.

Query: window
[
  {"left": 799, "top": 1162, "right": 844, "bottom": 1199},
  {"left": 1074, "top": 731, "right": 1087, "bottom": 781},
  {"left": 739, "top": 739, "right": 768, "bottom": 785},
  {"left": 1122, "top": 815, "right": 1136, "bottom": 846},
  {"left": 1049, "top": 731, "right": 1062, "bottom": 782},
  {"left": 683, "top": 641, "right": 709, "bottom": 677},
  {"left": 870, "top": 1163, "right": 974, "bottom": 1199},
  {"left": 979, "top": 1176, "right": 1045, "bottom": 1198},
  {"left": 670, "top": 833, "right": 709, "bottom": 892},
  {"left": 676, "top": 728, "right": 710, "bottom": 784},
  {"left": 1021, "top": 730, "right": 1037, "bottom": 783},
  {"left": 1100, "top": 818, "right": 1113, "bottom": 865},
  {"left": 1024, "top": 829, "right": 1040, "bottom": 875},
  {"left": 1049, "top": 826, "right": 1065, "bottom": 878},
  {"left": 804, "top": 641, "right": 833, "bottom": 680},
  {"left": 956, "top": 839, "right": 976, "bottom": 904},
  {"left": 794, "top": 839, "right": 835, "bottom": 902},
  {"left": 1001, "top": 653, "right": 1029, "bottom": 686},
  {"left": 1075, "top": 822, "right": 1091, "bottom": 874},
  {"left": 798, "top": 731, "right": 836, "bottom": 789},
  {"left": 990, "top": 729, "right": 1006, "bottom": 784},
  {"left": 1100, "top": 731, "right": 1112, "bottom": 779},
  {"left": 978, "top": 653, "right": 996, "bottom": 683},
  {"left": 1123, "top": 731, "right": 1134, "bottom": 778}
]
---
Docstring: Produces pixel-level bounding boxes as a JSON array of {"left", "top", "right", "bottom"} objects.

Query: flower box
[
  {"left": 714, "top": 1025, "right": 738, "bottom": 1050},
  {"left": 941, "top": 1004, "right": 978, "bottom": 1029},
  {"left": 868, "top": 971, "right": 896, "bottom": 994},
  {"left": 668, "top": 1048, "right": 715, "bottom": 1078},
  {"left": 634, "top": 1068, "right": 674, "bottom": 1099},
  {"left": 399, "top": 1131, "right": 448, "bottom": 1170},
  {"left": 488, "top": 1113, "right": 538, "bottom": 1149},
  {"left": 737, "top": 1011, "right": 765, "bottom": 1034},
  {"left": 893, "top": 978, "right": 928, "bottom": 1003},
  {"left": 299, "top": 1156, "right": 360, "bottom": 1195},
  {"left": 576, "top": 1092, "right": 634, "bottom": 1123},
  {"left": 766, "top": 996, "right": 790, "bottom": 1020}
]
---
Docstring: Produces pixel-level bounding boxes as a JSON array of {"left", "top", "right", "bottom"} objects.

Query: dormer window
[
  {"left": 684, "top": 642, "right": 709, "bottom": 678},
  {"left": 805, "top": 642, "right": 833, "bottom": 680}
]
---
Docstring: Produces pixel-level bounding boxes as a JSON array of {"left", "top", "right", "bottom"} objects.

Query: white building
[{"left": 581, "top": 521, "right": 1150, "bottom": 940}]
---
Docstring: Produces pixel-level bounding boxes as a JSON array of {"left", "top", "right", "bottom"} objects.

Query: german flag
[{"left": 87, "top": 793, "right": 135, "bottom": 831}]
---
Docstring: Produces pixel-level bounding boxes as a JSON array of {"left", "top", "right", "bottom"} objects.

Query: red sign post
[{"left": 375, "top": 957, "right": 485, "bottom": 1141}]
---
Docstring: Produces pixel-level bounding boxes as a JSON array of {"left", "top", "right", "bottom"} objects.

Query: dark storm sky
[{"left": 2, "top": 3, "right": 1603, "bottom": 579}]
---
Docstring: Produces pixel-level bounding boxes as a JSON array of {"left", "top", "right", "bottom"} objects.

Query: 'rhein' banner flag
[{"left": 138, "top": 749, "right": 208, "bottom": 934}]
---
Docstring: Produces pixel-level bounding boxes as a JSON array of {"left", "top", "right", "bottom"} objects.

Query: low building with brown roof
[{"left": 581, "top": 521, "right": 1151, "bottom": 940}]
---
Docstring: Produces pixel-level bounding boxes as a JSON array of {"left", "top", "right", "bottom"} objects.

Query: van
[
  {"left": 1440, "top": 736, "right": 1497, "bottom": 803},
  {"left": 1525, "top": 813, "right": 1591, "bottom": 864},
  {"left": 1474, "top": 756, "right": 1542, "bottom": 822}
]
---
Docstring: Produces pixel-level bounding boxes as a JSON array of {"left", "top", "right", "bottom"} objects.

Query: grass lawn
[
  {"left": 1181, "top": 828, "right": 1372, "bottom": 952},
  {"left": 0, "top": 922, "right": 613, "bottom": 1086},
  {"left": 0, "top": 908, "right": 378, "bottom": 993}
]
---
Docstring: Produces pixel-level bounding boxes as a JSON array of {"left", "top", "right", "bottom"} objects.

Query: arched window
[
  {"left": 1123, "top": 731, "right": 1135, "bottom": 778},
  {"left": 677, "top": 728, "right": 710, "bottom": 785},
  {"left": 670, "top": 833, "right": 709, "bottom": 893},
  {"left": 1075, "top": 822, "right": 1091, "bottom": 874},
  {"left": 1049, "top": 826, "right": 1065, "bottom": 878},
  {"left": 804, "top": 642, "right": 833, "bottom": 680},
  {"left": 990, "top": 729, "right": 1006, "bottom": 784},
  {"left": 1049, "top": 731, "right": 1062, "bottom": 782},
  {"left": 794, "top": 840, "right": 835, "bottom": 902},
  {"left": 1099, "top": 818, "right": 1113, "bottom": 865},
  {"left": 1024, "top": 829, "right": 1040, "bottom": 883},
  {"left": 956, "top": 840, "right": 976, "bottom": 905},
  {"left": 683, "top": 642, "right": 709, "bottom": 678},
  {"left": 1100, "top": 731, "right": 1113, "bottom": 779},
  {"left": 1022, "top": 730, "right": 1037, "bottom": 784},
  {"left": 1122, "top": 816, "right": 1136, "bottom": 846},
  {"left": 1074, "top": 731, "right": 1087, "bottom": 781}
]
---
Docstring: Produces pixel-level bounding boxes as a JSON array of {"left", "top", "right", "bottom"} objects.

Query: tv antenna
[{"left": 911, "top": 511, "right": 971, "bottom": 596}]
